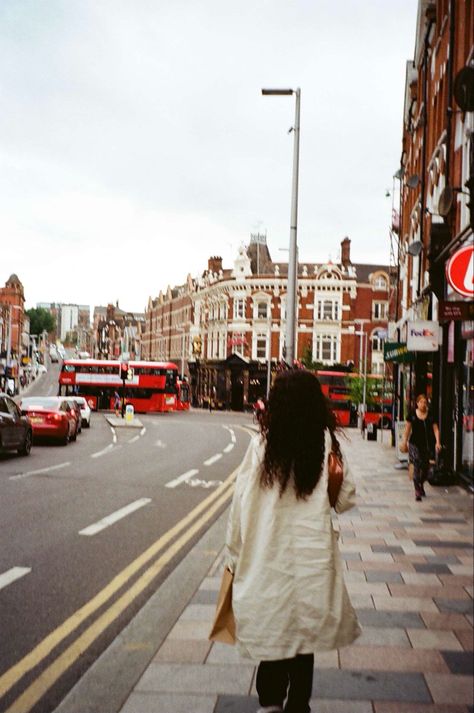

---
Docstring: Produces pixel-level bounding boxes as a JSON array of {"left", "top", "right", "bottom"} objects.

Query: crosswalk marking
[
  {"left": 79, "top": 499, "right": 152, "bottom": 536},
  {"left": 0, "top": 567, "right": 31, "bottom": 591}
]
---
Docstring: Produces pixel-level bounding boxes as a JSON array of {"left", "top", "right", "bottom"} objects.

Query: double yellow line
[{"left": 1, "top": 466, "right": 239, "bottom": 713}]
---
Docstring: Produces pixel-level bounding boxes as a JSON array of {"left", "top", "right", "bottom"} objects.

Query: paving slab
[
  {"left": 120, "top": 692, "right": 217, "bottom": 713},
  {"left": 424, "top": 673, "right": 474, "bottom": 705},
  {"left": 134, "top": 662, "right": 255, "bottom": 695}
]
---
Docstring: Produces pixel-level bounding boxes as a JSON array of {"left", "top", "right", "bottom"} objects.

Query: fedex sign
[{"left": 406, "top": 320, "right": 440, "bottom": 352}]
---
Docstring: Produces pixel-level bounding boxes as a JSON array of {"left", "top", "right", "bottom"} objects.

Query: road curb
[{"left": 53, "top": 507, "right": 229, "bottom": 713}]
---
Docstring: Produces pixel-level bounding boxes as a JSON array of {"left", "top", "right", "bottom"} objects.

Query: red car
[{"left": 20, "top": 396, "right": 77, "bottom": 445}]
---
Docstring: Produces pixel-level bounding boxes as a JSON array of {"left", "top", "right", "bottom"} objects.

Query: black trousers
[{"left": 256, "top": 654, "right": 314, "bottom": 713}]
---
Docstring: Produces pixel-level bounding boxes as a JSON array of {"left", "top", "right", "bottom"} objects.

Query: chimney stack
[
  {"left": 341, "top": 237, "right": 351, "bottom": 268},
  {"left": 208, "top": 256, "right": 223, "bottom": 273}
]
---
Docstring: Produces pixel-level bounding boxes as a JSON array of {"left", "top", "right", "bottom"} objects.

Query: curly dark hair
[{"left": 259, "top": 369, "right": 339, "bottom": 500}]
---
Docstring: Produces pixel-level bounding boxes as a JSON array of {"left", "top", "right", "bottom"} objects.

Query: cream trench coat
[{"left": 225, "top": 431, "right": 361, "bottom": 661}]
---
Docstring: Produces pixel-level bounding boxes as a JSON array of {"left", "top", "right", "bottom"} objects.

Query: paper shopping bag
[{"left": 208, "top": 567, "right": 236, "bottom": 645}]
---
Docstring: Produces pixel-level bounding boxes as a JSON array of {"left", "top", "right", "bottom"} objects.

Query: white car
[{"left": 71, "top": 396, "right": 91, "bottom": 428}]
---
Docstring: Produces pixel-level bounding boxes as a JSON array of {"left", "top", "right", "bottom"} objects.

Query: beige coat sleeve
[
  {"left": 224, "top": 436, "right": 259, "bottom": 573},
  {"left": 334, "top": 448, "right": 357, "bottom": 514}
]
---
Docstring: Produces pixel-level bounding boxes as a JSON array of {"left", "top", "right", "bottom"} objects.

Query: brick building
[
  {"left": 93, "top": 303, "right": 145, "bottom": 360},
  {"left": 394, "top": 0, "right": 473, "bottom": 488},
  {"left": 144, "top": 235, "right": 392, "bottom": 410},
  {"left": 0, "top": 274, "right": 26, "bottom": 390}
]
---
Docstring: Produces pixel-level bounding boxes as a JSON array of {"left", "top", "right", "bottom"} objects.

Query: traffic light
[{"left": 120, "top": 363, "right": 128, "bottom": 380}]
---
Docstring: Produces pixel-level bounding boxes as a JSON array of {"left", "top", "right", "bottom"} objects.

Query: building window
[
  {"left": 256, "top": 301, "right": 268, "bottom": 319},
  {"left": 372, "top": 301, "right": 388, "bottom": 320},
  {"left": 372, "top": 335, "right": 383, "bottom": 352},
  {"left": 255, "top": 333, "right": 267, "bottom": 360},
  {"left": 316, "top": 299, "right": 340, "bottom": 321},
  {"left": 315, "top": 334, "right": 338, "bottom": 363},
  {"left": 233, "top": 298, "right": 245, "bottom": 320},
  {"left": 219, "top": 302, "right": 227, "bottom": 320},
  {"left": 373, "top": 275, "right": 387, "bottom": 290}
]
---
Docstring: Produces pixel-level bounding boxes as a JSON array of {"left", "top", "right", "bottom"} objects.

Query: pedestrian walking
[
  {"left": 225, "top": 369, "right": 360, "bottom": 713},
  {"left": 113, "top": 390, "right": 121, "bottom": 417},
  {"left": 400, "top": 393, "right": 441, "bottom": 501}
]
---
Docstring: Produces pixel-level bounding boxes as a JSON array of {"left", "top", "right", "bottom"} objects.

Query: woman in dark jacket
[{"left": 401, "top": 394, "right": 441, "bottom": 501}]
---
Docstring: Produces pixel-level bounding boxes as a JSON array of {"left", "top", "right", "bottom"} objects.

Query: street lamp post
[
  {"left": 354, "top": 321, "right": 369, "bottom": 429},
  {"left": 176, "top": 327, "right": 185, "bottom": 380},
  {"left": 262, "top": 87, "right": 301, "bottom": 366}
]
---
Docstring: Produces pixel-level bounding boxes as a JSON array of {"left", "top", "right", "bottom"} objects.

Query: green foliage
[
  {"left": 349, "top": 375, "right": 379, "bottom": 407},
  {"left": 26, "top": 308, "right": 55, "bottom": 336},
  {"left": 300, "top": 341, "right": 322, "bottom": 371}
]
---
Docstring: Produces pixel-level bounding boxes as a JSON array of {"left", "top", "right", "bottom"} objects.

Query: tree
[
  {"left": 348, "top": 375, "right": 379, "bottom": 409},
  {"left": 26, "top": 308, "right": 55, "bottom": 337}
]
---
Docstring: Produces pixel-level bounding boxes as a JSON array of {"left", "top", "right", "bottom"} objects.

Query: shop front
[{"left": 189, "top": 354, "right": 269, "bottom": 411}]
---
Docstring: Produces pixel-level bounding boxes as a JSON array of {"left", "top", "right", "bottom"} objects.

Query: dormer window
[{"left": 373, "top": 275, "right": 387, "bottom": 290}]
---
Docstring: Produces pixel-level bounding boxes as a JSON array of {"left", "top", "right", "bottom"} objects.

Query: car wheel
[
  {"left": 71, "top": 427, "right": 77, "bottom": 442},
  {"left": 85, "top": 420, "right": 91, "bottom": 428},
  {"left": 61, "top": 432, "right": 69, "bottom": 446},
  {"left": 18, "top": 430, "right": 32, "bottom": 456}
]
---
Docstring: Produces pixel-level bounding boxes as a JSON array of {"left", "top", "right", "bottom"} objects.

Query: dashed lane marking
[
  {"left": 10, "top": 462, "right": 71, "bottom": 481},
  {"left": 223, "top": 443, "right": 234, "bottom": 453},
  {"left": 90, "top": 444, "right": 115, "bottom": 459},
  {"left": 128, "top": 435, "right": 140, "bottom": 444},
  {"left": 140, "top": 427, "right": 146, "bottom": 436},
  {"left": 203, "top": 453, "right": 222, "bottom": 466},
  {"left": 165, "top": 469, "right": 199, "bottom": 488},
  {"left": 79, "top": 498, "right": 152, "bottom": 536},
  {"left": 0, "top": 567, "right": 31, "bottom": 592}
]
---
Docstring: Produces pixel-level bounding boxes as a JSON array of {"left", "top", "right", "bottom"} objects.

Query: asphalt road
[{"left": 0, "top": 363, "right": 253, "bottom": 713}]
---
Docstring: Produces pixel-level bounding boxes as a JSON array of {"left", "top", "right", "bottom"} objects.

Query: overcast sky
[{"left": 0, "top": 0, "right": 418, "bottom": 314}]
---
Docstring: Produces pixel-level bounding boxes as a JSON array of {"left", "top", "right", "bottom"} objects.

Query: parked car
[
  {"left": 62, "top": 398, "right": 82, "bottom": 435},
  {"left": 49, "top": 348, "right": 59, "bottom": 363},
  {"left": 69, "top": 396, "right": 91, "bottom": 427},
  {"left": 0, "top": 393, "right": 33, "bottom": 456},
  {"left": 20, "top": 396, "right": 77, "bottom": 445}
]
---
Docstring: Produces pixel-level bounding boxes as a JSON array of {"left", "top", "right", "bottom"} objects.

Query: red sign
[{"left": 446, "top": 244, "right": 474, "bottom": 298}]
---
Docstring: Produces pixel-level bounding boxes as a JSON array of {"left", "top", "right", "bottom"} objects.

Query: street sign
[{"left": 446, "top": 244, "right": 474, "bottom": 298}]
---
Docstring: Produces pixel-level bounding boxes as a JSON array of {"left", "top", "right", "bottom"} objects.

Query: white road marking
[
  {"left": 165, "top": 469, "right": 199, "bottom": 488},
  {"left": 111, "top": 427, "right": 117, "bottom": 444},
  {"left": 0, "top": 567, "right": 31, "bottom": 591},
  {"left": 140, "top": 427, "right": 146, "bottom": 436},
  {"left": 223, "top": 443, "right": 234, "bottom": 453},
  {"left": 91, "top": 444, "right": 115, "bottom": 459},
  {"left": 155, "top": 439, "right": 167, "bottom": 448},
  {"left": 10, "top": 462, "right": 71, "bottom": 481},
  {"left": 79, "top": 498, "right": 152, "bottom": 536},
  {"left": 128, "top": 435, "right": 140, "bottom": 444},
  {"left": 204, "top": 453, "right": 222, "bottom": 466},
  {"left": 231, "top": 433, "right": 236, "bottom": 444}
]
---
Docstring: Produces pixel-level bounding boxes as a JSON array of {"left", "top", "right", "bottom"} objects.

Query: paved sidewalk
[{"left": 114, "top": 430, "right": 473, "bottom": 713}]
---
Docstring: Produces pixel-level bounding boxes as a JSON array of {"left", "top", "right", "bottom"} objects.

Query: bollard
[{"left": 125, "top": 404, "right": 134, "bottom": 423}]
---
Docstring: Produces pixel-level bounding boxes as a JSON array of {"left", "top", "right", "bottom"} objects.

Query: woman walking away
[
  {"left": 225, "top": 369, "right": 360, "bottom": 713},
  {"left": 401, "top": 393, "right": 441, "bottom": 501}
]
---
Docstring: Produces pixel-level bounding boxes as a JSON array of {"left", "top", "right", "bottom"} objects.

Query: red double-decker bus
[
  {"left": 58, "top": 359, "right": 179, "bottom": 413},
  {"left": 315, "top": 370, "right": 392, "bottom": 428},
  {"left": 176, "top": 379, "right": 191, "bottom": 411}
]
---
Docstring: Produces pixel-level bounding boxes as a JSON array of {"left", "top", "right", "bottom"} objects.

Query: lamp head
[{"left": 261, "top": 88, "right": 293, "bottom": 95}]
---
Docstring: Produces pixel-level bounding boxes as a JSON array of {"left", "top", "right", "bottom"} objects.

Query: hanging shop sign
[
  {"left": 406, "top": 321, "right": 439, "bottom": 352},
  {"left": 383, "top": 341, "right": 416, "bottom": 363},
  {"left": 446, "top": 244, "right": 474, "bottom": 298},
  {"left": 439, "top": 301, "right": 474, "bottom": 321}
]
